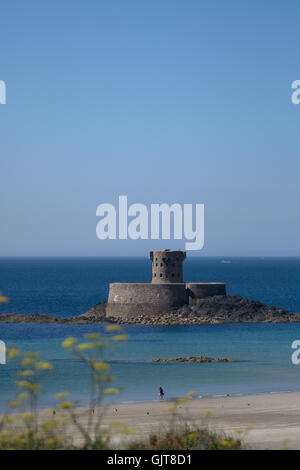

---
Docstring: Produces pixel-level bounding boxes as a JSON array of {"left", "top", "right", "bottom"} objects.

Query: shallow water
[{"left": 0, "top": 257, "right": 300, "bottom": 408}]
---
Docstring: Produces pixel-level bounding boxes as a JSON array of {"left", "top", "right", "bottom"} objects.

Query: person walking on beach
[{"left": 159, "top": 386, "right": 165, "bottom": 400}]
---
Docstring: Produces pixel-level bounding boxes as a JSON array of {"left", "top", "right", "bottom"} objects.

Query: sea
[{"left": 1, "top": 256, "right": 300, "bottom": 409}]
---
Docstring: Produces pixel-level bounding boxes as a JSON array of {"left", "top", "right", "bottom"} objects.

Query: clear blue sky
[{"left": 0, "top": 0, "right": 299, "bottom": 256}]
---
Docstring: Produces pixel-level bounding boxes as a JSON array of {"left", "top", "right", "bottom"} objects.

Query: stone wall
[
  {"left": 106, "top": 281, "right": 227, "bottom": 320},
  {"left": 149, "top": 250, "right": 186, "bottom": 283},
  {"left": 106, "top": 282, "right": 188, "bottom": 319},
  {"left": 186, "top": 282, "right": 226, "bottom": 305}
]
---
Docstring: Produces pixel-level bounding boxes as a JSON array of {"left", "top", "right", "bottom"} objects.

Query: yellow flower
[
  {"left": 120, "top": 425, "right": 134, "bottom": 435},
  {"left": 17, "top": 392, "right": 28, "bottom": 401},
  {"left": 21, "top": 357, "right": 35, "bottom": 367},
  {"left": 62, "top": 337, "right": 76, "bottom": 349},
  {"left": 19, "top": 369, "right": 34, "bottom": 377},
  {"left": 107, "top": 423, "right": 134, "bottom": 435},
  {"left": 76, "top": 342, "right": 95, "bottom": 351},
  {"left": 92, "top": 341, "right": 109, "bottom": 349},
  {"left": 101, "top": 375, "right": 115, "bottom": 382},
  {"left": 84, "top": 333, "right": 101, "bottom": 340},
  {"left": 91, "top": 361, "right": 109, "bottom": 372},
  {"left": 166, "top": 405, "right": 176, "bottom": 412},
  {"left": 9, "top": 401, "right": 19, "bottom": 408},
  {"left": 25, "top": 352, "right": 40, "bottom": 358},
  {"left": 41, "top": 420, "right": 58, "bottom": 431},
  {"left": 112, "top": 334, "right": 128, "bottom": 341},
  {"left": 7, "top": 348, "right": 20, "bottom": 359},
  {"left": 105, "top": 325, "right": 122, "bottom": 332},
  {"left": 176, "top": 397, "right": 188, "bottom": 404},
  {"left": 17, "top": 380, "right": 31, "bottom": 388},
  {"left": 186, "top": 391, "right": 197, "bottom": 399},
  {"left": 28, "top": 383, "right": 41, "bottom": 392},
  {"left": 219, "top": 439, "right": 235, "bottom": 448},
  {"left": 35, "top": 361, "right": 53, "bottom": 371},
  {"left": 103, "top": 387, "right": 120, "bottom": 395},
  {"left": 55, "top": 392, "right": 70, "bottom": 400},
  {"left": 43, "top": 408, "right": 54, "bottom": 415},
  {"left": 58, "top": 401, "right": 72, "bottom": 410},
  {"left": 17, "top": 381, "right": 40, "bottom": 392},
  {"left": 235, "top": 428, "right": 245, "bottom": 434}
]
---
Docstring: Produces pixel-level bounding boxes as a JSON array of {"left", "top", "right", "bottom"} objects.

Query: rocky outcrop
[
  {"left": 0, "top": 313, "right": 65, "bottom": 323},
  {"left": 75, "top": 302, "right": 107, "bottom": 322},
  {"left": 0, "top": 303, "right": 108, "bottom": 324},
  {"left": 105, "top": 296, "right": 300, "bottom": 325},
  {"left": 0, "top": 296, "right": 299, "bottom": 325},
  {"left": 151, "top": 356, "right": 236, "bottom": 363}
]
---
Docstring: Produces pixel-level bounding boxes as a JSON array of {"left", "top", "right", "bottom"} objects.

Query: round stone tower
[{"left": 149, "top": 249, "right": 186, "bottom": 283}]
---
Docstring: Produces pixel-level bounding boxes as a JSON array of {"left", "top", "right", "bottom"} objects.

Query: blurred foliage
[
  {"left": 0, "top": 321, "right": 246, "bottom": 450},
  {"left": 127, "top": 394, "right": 244, "bottom": 450}
]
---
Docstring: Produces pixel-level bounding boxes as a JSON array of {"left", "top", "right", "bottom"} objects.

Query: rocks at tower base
[
  {"left": 106, "top": 281, "right": 227, "bottom": 321},
  {"left": 1, "top": 296, "right": 300, "bottom": 324},
  {"left": 104, "top": 295, "right": 300, "bottom": 325}
]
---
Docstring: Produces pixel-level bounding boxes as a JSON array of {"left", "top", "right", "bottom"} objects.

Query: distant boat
[{"left": 221, "top": 260, "right": 232, "bottom": 264}]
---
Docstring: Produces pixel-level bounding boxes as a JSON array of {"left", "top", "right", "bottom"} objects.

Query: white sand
[
  {"left": 98, "top": 392, "right": 300, "bottom": 449},
  {"left": 6, "top": 392, "right": 300, "bottom": 449}
]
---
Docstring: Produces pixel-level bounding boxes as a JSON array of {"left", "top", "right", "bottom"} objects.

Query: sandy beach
[
  {"left": 87, "top": 392, "right": 300, "bottom": 450},
  {"left": 3, "top": 388, "right": 300, "bottom": 450},
  {"left": 2, "top": 392, "right": 300, "bottom": 450},
  {"left": 7, "top": 391, "right": 297, "bottom": 449}
]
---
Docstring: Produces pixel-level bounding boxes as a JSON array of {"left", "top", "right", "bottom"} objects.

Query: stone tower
[{"left": 149, "top": 249, "right": 186, "bottom": 283}]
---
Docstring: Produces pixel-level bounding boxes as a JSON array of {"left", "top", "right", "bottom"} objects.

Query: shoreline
[
  {"left": 4, "top": 387, "right": 300, "bottom": 412},
  {"left": 116, "top": 387, "right": 300, "bottom": 404}
]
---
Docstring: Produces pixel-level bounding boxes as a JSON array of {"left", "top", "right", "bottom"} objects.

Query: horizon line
[{"left": 0, "top": 255, "right": 300, "bottom": 259}]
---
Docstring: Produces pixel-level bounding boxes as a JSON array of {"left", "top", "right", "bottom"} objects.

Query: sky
[{"left": 0, "top": 0, "right": 299, "bottom": 256}]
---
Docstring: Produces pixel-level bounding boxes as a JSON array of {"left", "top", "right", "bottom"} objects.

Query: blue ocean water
[{"left": 1, "top": 257, "right": 300, "bottom": 409}]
